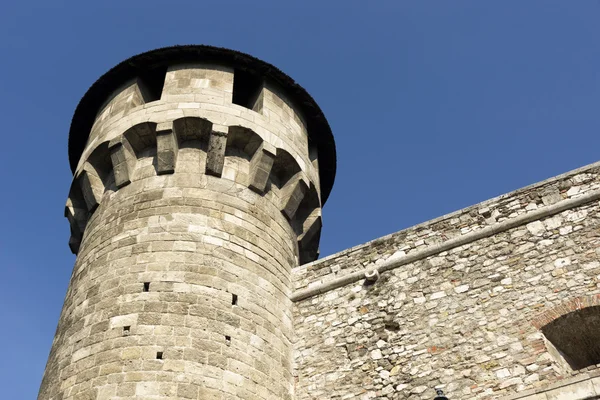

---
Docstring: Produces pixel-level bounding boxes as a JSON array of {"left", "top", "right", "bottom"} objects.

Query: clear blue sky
[{"left": 1, "top": 1, "right": 599, "bottom": 398}]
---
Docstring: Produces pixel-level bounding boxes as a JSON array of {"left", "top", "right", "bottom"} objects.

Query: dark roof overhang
[{"left": 68, "top": 45, "right": 336, "bottom": 204}]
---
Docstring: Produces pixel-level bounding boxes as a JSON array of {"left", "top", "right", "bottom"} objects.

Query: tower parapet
[{"left": 40, "top": 46, "right": 335, "bottom": 400}]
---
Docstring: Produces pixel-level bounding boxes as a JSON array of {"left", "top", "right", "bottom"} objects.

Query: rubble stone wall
[{"left": 293, "top": 162, "right": 600, "bottom": 400}]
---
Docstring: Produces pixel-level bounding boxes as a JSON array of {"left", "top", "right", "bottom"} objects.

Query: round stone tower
[{"left": 38, "top": 45, "right": 335, "bottom": 400}]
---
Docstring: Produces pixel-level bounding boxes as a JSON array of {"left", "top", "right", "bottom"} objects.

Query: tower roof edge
[{"left": 68, "top": 44, "right": 336, "bottom": 204}]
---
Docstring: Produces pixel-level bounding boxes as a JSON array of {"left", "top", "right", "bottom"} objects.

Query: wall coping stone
[{"left": 499, "top": 367, "right": 600, "bottom": 400}]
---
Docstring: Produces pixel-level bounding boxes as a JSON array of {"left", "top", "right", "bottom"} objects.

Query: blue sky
[{"left": 1, "top": 1, "right": 599, "bottom": 398}]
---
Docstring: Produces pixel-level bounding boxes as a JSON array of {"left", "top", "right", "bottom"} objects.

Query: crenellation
[
  {"left": 297, "top": 208, "right": 322, "bottom": 246},
  {"left": 77, "top": 143, "right": 115, "bottom": 213},
  {"left": 65, "top": 188, "right": 88, "bottom": 249},
  {"left": 293, "top": 183, "right": 322, "bottom": 227},
  {"left": 262, "top": 83, "right": 308, "bottom": 141},
  {"left": 308, "top": 143, "right": 320, "bottom": 193},
  {"left": 297, "top": 214, "right": 322, "bottom": 265},
  {"left": 172, "top": 116, "right": 212, "bottom": 144},
  {"left": 123, "top": 122, "right": 157, "bottom": 156},
  {"left": 226, "top": 126, "right": 263, "bottom": 157},
  {"left": 162, "top": 64, "right": 234, "bottom": 101},
  {"left": 70, "top": 117, "right": 323, "bottom": 256},
  {"left": 78, "top": 169, "right": 103, "bottom": 213},
  {"left": 249, "top": 144, "right": 276, "bottom": 194},
  {"left": 77, "top": 94, "right": 323, "bottom": 191},
  {"left": 108, "top": 138, "right": 133, "bottom": 188},
  {"left": 279, "top": 172, "right": 309, "bottom": 221},
  {"left": 271, "top": 148, "right": 302, "bottom": 188}
]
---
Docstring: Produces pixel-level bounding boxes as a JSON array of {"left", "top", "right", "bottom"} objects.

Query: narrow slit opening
[
  {"left": 156, "top": 351, "right": 163, "bottom": 360},
  {"left": 225, "top": 335, "right": 231, "bottom": 346},
  {"left": 143, "top": 282, "right": 150, "bottom": 292},
  {"left": 232, "top": 294, "right": 238, "bottom": 306}
]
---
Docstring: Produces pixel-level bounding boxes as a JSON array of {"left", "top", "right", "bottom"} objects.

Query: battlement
[
  {"left": 67, "top": 46, "right": 335, "bottom": 201},
  {"left": 66, "top": 116, "right": 322, "bottom": 263},
  {"left": 63, "top": 47, "right": 335, "bottom": 267}
]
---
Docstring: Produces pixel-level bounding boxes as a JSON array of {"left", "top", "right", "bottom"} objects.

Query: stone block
[
  {"left": 546, "top": 379, "right": 596, "bottom": 400},
  {"left": 78, "top": 170, "right": 102, "bottom": 212},
  {"left": 156, "top": 122, "right": 177, "bottom": 175},
  {"left": 108, "top": 139, "right": 132, "bottom": 188},
  {"left": 205, "top": 125, "right": 228, "bottom": 177},
  {"left": 280, "top": 172, "right": 309, "bottom": 219},
  {"left": 249, "top": 145, "right": 276, "bottom": 194}
]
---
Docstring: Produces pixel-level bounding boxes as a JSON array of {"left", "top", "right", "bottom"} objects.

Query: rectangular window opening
[
  {"left": 232, "top": 294, "right": 238, "bottom": 306},
  {"left": 123, "top": 326, "right": 131, "bottom": 335},
  {"left": 225, "top": 335, "right": 231, "bottom": 346},
  {"left": 232, "top": 69, "right": 263, "bottom": 111},
  {"left": 156, "top": 351, "right": 163, "bottom": 360},
  {"left": 139, "top": 66, "right": 167, "bottom": 103},
  {"left": 143, "top": 282, "right": 150, "bottom": 292}
]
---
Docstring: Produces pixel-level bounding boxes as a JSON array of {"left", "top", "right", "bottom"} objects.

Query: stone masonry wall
[
  {"left": 40, "top": 62, "right": 325, "bottom": 400},
  {"left": 293, "top": 162, "right": 600, "bottom": 400}
]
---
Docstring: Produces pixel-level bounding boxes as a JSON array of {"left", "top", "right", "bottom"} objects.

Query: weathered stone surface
[
  {"left": 39, "top": 53, "right": 328, "bottom": 400},
  {"left": 249, "top": 145, "right": 276, "bottom": 194},
  {"left": 108, "top": 138, "right": 133, "bottom": 188},
  {"left": 205, "top": 125, "right": 228, "bottom": 177},
  {"left": 280, "top": 172, "right": 309, "bottom": 220},
  {"left": 156, "top": 122, "right": 177, "bottom": 175},
  {"left": 292, "top": 163, "right": 600, "bottom": 400}
]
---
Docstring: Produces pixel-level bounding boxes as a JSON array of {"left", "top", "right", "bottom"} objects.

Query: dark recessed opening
[
  {"left": 384, "top": 321, "right": 400, "bottom": 332},
  {"left": 156, "top": 351, "right": 163, "bottom": 360},
  {"left": 123, "top": 326, "right": 131, "bottom": 335},
  {"left": 232, "top": 294, "right": 238, "bottom": 306},
  {"left": 143, "top": 282, "right": 150, "bottom": 292},
  {"left": 139, "top": 66, "right": 167, "bottom": 102},
  {"left": 232, "top": 69, "right": 263, "bottom": 111},
  {"left": 542, "top": 305, "right": 600, "bottom": 370},
  {"left": 225, "top": 335, "right": 231, "bottom": 345}
]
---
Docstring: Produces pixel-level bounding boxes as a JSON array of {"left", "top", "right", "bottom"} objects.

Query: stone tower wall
[
  {"left": 39, "top": 61, "right": 325, "bottom": 400},
  {"left": 293, "top": 162, "right": 600, "bottom": 400}
]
